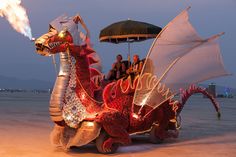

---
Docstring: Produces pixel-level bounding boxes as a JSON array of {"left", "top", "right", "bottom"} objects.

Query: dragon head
[{"left": 35, "top": 14, "right": 87, "bottom": 56}]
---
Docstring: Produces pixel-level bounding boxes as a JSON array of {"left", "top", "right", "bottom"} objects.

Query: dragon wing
[{"left": 133, "top": 7, "right": 230, "bottom": 113}]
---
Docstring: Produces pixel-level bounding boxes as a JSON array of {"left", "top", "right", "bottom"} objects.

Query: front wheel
[{"left": 96, "top": 131, "right": 119, "bottom": 154}]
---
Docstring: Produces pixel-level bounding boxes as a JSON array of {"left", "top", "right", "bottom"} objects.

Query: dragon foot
[
  {"left": 102, "top": 137, "right": 120, "bottom": 153},
  {"left": 96, "top": 131, "right": 119, "bottom": 154},
  {"left": 96, "top": 130, "right": 131, "bottom": 153},
  {"left": 50, "top": 124, "right": 65, "bottom": 147}
]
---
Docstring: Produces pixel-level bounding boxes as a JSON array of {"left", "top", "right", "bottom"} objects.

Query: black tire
[
  {"left": 149, "top": 125, "right": 164, "bottom": 144},
  {"left": 176, "top": 115, "right": 182, "bottom": 130},
  {"left": 96, "top": 131, "right": 119, "bottom": 154}
]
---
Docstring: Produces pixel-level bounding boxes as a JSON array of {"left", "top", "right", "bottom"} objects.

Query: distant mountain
[
  {"left": 1, "top": 75, "right": 235, "bottom": 94},
  {"left": 0, "top": 75, "right": 53, "bottom": 90}
]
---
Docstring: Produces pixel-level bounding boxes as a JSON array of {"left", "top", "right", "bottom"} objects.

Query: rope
[{"left": 52, "top": 54, "right": 58, "bottom": 75}]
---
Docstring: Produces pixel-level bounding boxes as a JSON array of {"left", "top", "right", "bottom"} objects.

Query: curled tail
[{"left": 178, "top": 85, "right": 221, "bottom": 119}]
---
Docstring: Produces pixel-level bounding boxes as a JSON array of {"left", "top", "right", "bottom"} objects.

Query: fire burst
[{"left": 0, "top": 0, "right": 32, "bottom": 39}]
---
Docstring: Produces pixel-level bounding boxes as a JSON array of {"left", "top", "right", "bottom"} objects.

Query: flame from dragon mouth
[{"left": 0, "top": 0, "right": 32, "bottom": 39}]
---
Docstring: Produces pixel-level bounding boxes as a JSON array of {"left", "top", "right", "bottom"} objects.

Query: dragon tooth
[{"left": 49, "top": 43, "right": 53, "bottom": 48}]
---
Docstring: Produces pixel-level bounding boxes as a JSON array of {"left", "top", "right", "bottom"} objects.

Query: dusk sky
[{"left": 0, "top": 0, "right": 235, "bottom": 88}]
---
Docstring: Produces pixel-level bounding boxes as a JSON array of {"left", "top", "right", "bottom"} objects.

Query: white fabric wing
[{"left": 133, "top": 8, "right": 229, "bottom": 109}]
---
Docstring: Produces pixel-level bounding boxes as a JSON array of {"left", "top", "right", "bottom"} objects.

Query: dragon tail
[{"left": 178, "top": 85, "right": 221, "bottom": 119}]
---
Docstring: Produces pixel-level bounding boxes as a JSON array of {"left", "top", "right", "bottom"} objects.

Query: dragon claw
[{"left": 102, "top": 138, "right": 113, "bottom": 152}]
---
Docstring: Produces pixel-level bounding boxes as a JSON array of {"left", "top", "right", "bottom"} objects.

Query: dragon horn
[{"left": 73, "top": 13, "right": 90, "bottom": 38}]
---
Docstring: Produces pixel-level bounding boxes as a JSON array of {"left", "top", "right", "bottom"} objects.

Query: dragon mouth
[
  {"left": 48, "top": 41, "right": 63, "bottom": 49},
  {"left": 35, "top": 41, "right": 64, "bottom": 56},
  {"left": 35, "top": 43, "right": 48, "bottom": 51},
  {"left": 35, "top": 42, "right": 51, "bottom": 56}
]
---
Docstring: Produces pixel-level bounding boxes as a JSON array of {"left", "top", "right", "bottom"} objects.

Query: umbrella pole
[{"left": 128, "top": 42, "right": 131, "bottom": 68}]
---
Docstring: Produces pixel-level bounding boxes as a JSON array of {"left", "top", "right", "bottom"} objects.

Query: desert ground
[{"left": 0, "top": 92, "right": 235, "bottom": 157}]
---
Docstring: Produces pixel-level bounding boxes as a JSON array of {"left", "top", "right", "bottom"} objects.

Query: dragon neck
[
  {"left": 61, "top": 50, "right": 103, "bottom": 128},
  {"left": 49, "top": 52, "right": 70, "bottom": 123},
  {"left": 49, "top": 51, "right": 94, "bottom": 125}
]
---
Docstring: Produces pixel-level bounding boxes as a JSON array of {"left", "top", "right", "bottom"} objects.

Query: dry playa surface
[{"left": 0, "top": 93, "right": 235, "bottom": 157}]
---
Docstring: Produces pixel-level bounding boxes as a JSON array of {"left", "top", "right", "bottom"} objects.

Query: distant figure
[
  {"left": 107, "top": 54, "right": 126, "bottom": 80},
  {"left": 126, "top": 54, "right": 143, "bottom": 76}
]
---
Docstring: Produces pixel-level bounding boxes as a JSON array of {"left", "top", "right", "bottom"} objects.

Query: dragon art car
[{"left": 34, "top": 9, "right": 228, "bottom": 153}]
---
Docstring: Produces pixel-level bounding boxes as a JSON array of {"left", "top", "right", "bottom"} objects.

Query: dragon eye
[{"left": 58, "top": 30, "right": 66, "bottom": 38}]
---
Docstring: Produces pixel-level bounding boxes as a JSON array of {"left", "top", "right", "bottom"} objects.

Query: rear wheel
[
  {"left": 96, "top": 131, "right": 119, "bottom": 154},
  {"left": 176, "top": 115, "right": 182, "bottom": 130},
  {"left": 149, "top": 125, "right": 164, "bottom": 144}
]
